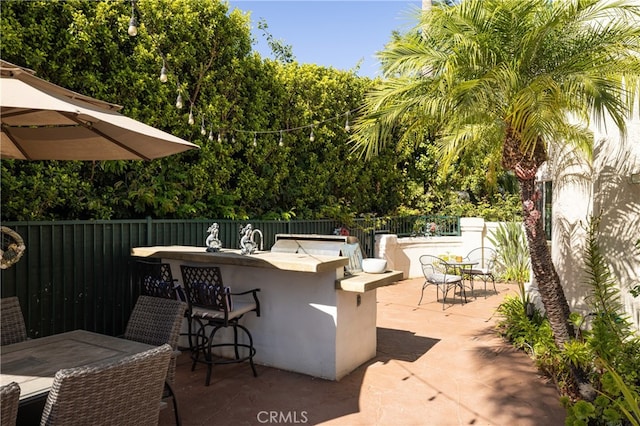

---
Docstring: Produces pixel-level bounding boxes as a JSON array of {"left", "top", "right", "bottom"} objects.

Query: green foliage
[
  {"left": 496, "top": 295, "right": 571, "bottom": 386},
  {"left": 563, "top": 217, "right": 640, "bottom": 425},
  {"left": 631, "top": 239, "right": 640, "bottom": 298},
  {"left": 496, "top": 295, "right": 547, "bottom": 353},
  {"left": 395, "top": 139, "right": 521, "bottom": 219},
  {"left": 498, "top": 216, "right": 640, "bottom": 425},
  {"left": 257, "top": 19, "right": 294, "bottom": 64},
  {"left": 438, "top": 193, "right": 522, "bottom": 222},
  {"left": 0, "top": 0, "right": 410, "bottom": 221},
  {"left": 0, "top": 0, "right": 524, "bottom": 223},
  {"left": 488, "top": 222, "right": 531, "bottom": 294},
  {"left": 352, "top": 0, "right": 640, "bottom": 355}
]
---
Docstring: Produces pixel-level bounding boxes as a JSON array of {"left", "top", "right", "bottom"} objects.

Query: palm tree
[{"left": 352, "top": 0, "right": 640, "bottom": 352}]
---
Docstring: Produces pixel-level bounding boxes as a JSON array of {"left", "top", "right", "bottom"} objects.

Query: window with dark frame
[{"left": 535, "top": 181, "right": 553, "bottom": 241}]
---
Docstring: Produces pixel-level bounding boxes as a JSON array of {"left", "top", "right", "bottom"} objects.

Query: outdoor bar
[{"left": 131, "top": 235, "right": 402, "bottom": 381}]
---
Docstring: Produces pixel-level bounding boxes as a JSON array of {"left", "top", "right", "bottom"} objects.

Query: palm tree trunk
[
  {"left": 505, "top": 133, "right": 594, "bottom": 399},
  {"left": 502, "top": 128, "right": 575, "bottom": 346},
  {"left": 518, "top": 176, "right": 574, "bottom": 346}
]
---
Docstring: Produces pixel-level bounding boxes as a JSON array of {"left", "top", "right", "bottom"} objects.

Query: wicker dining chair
[
  {"left": 1, "top": 297, "right": 28, "bottom": 346},
  {"left": 124, "top": 295, "right": 187, "bottom": 426},
  {"left": 1, "top": 381, "right": 20, "bottom": 426},
  {"left": 40, "top": 344, "right": 172, "bottom": 426},
  {"left": 180, "top": 265, "right": 261, "bottom": 386}
]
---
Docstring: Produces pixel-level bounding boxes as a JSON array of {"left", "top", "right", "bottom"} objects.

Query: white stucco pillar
[
  {"left": 378, "top": 234, "right": 399, "bottom": 274},
  {"left": 459, "top": 217, "right": 486, "bottom": 256}
]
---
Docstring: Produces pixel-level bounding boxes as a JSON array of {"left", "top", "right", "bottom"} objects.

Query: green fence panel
[{"left": 0, "top": 215, "right": 459, "bottom": 339}]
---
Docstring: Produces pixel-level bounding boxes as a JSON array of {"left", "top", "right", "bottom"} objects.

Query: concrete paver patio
[{"left": 160, "top": 278, "right": 566, "bottom": 426}]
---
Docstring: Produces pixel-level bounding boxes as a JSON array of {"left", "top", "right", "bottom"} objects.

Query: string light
[
  {"left": 175, "top": 83, "right": 183, "bottom": 109},
  {"left": 160, "top": 60, "right": 168, "bottom": 83},
  {"left": 127, "top": 1, "right": 138, "bottom": 36},
  {"left": 140, "top": 9, "right": 360, "bottom": 150},
  {"left": 215, "top": 108, "right": 360, "bottom": 146}
]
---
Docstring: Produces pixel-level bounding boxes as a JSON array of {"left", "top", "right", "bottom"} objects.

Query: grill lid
[{"left": 272, "top": 234, "right": 363, "bottom": 274}]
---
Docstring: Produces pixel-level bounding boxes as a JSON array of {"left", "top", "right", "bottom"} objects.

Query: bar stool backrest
[
  {"left": 134, "top": 259, "right": 182, "bottom": 301},
  {"left": 180, "top": 265, "right": 231, "bottom": 315}
]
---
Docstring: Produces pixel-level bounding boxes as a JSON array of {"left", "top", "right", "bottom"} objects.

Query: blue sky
[{"left": 227, "top": 1, "right": 422, "bottom": 78}]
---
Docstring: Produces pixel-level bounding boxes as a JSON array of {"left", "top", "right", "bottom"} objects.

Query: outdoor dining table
[
  {"left": 0, "top": 329, "right": 155, "bottom": 423},
  {"left": 444, "top": 260, "right": 479, "bottom": 300}
]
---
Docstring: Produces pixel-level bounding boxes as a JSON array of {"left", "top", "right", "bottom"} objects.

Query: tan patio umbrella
[{"left": 0, "top": 60, "right": 199, "bottom": 161}]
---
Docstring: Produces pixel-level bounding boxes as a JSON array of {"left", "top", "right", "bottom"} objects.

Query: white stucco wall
[
  {"left": 377, "top": 217, "right": 502, "bottom": 279},
  {"left": 547, "top": 100, "right": 640, "bottom": 330}
]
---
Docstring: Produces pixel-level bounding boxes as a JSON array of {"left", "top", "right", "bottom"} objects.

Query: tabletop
[
  {"left": 445, "top": 261, "right": 478, "bottom": 267},
  {"left": 0, "top": 329, "right": 155, "bottom": 403}
]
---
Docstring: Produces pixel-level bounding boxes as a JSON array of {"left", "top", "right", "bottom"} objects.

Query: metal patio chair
[
  {"left": 464, "top": 247, "right": 498, "bottom": 297},
  {"left": 40, "top": 344, "right": 172, "bottom": 426},
  {"left": 124, "top": 295, "right": 187, "bottom": 425},
  {"left": 1, "top": 297, "right": 27, "bottom": 346},
  {"left": 418, "top": 255, "right": 466, "bottom": 309},
  {"left": 180, "top": 265, "right": 261, "bottom": 386}
]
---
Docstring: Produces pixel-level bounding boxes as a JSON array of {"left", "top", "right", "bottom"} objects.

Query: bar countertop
[
  {"left": 336, "top": 270, "right": 403, "bottom": 293},
  {"left": 131, "top": 245, "right": 349, "bottom": 273},
  {"left": 131, "top": 245, "right": 402, "bottom": 292}
]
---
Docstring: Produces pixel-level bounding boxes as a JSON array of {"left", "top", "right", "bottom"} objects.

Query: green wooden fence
[{"left": 0, "top": 216, "right": 458, "bottom": 339}]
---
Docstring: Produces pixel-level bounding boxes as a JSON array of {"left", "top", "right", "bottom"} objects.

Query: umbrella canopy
[{"left": 0, "top": 60, "right": 199, "bottom": 161}]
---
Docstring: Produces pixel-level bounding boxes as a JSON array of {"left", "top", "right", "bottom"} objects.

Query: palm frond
[{"left": 351, "top": 0, "right": 640, "bottom": 172}]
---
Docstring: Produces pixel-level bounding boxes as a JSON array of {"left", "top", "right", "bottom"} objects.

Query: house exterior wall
[{"left": 546, "top": 103, "right": 640, "bottom": 330}]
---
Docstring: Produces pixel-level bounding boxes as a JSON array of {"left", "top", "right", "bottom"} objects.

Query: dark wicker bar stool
[{"left": 179, "top": 265, "right": 261, "bottom": 386}]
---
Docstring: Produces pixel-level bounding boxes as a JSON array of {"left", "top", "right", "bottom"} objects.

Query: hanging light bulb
[
  {"left": 160, "top": 61, "right": 168, "bottom": 83},
  {"left": 188, "top": 108, "right": 195, "bottom": 125},
  {"left": 127, "top": 1, "right": 138, "bottom": 36},
  {"left": 309, "top": 126, "right": 315, "bottom": 142},
  {"left": 200, "top": 117, "right": 206, "bottom": 136},
  {"left": 208, "top": 126, "right": 214, "bottom": 141},
  {"left": 279, "top": 130, "right": 284, "bottom": 147},
  {"left": 175, "top": 88, "right": 183, "bottom": 109},
  {"left": 344, "top": 112, "right": 350, "bottom": 132},
  {"left": 217, "top": 132, "right": 222, "bottom": 143},
  {"left": 253, "top": 133, "right": 257, "bottom": 147},
  {"left": 232, "top": 134, "right": 236, "bottom": 144}
]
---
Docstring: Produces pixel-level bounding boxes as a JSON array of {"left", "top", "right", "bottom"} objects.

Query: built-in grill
[{"left": 271, "top": 234, "right": 364, "bottom": 274}]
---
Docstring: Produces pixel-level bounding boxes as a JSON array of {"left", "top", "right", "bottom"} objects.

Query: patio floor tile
[{"left": 160, "top": 278, "right": 566, "bottom": 426}]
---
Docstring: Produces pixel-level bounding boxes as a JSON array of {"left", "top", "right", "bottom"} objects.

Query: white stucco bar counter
[{"left": 131, "top": 245, "right": 403, "bottom": 380}]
